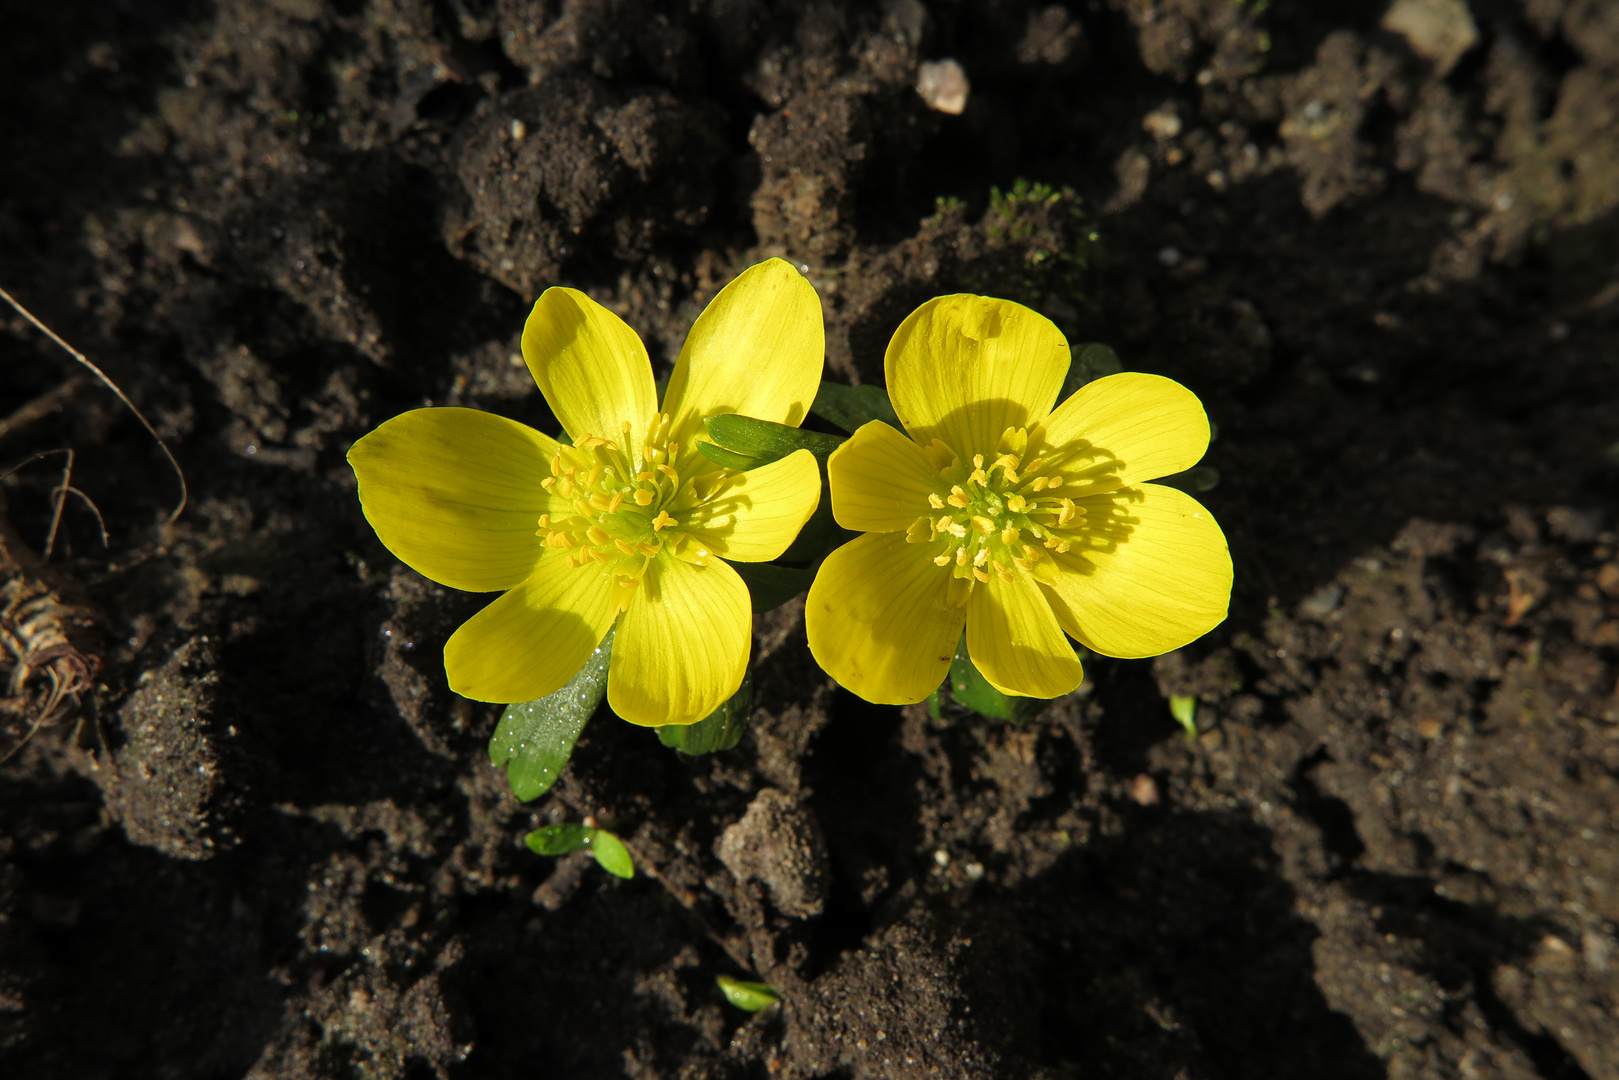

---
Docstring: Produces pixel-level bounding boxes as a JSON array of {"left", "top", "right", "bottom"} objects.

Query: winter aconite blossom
[
  {"left": 349, "top": 259, "right": 824, "bottom": 726},
  {"left": 806, "top": 294, "right": 1232, "bottom": 704}
]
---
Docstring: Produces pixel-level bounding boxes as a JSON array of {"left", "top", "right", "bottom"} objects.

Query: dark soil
[{"left": 4, "top": 1, "right": 1619, "bottom": 1077}]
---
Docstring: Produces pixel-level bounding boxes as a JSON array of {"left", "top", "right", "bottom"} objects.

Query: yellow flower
[
  {"left": 348, "top": 259, "right": 825, "bottom": 726},
  {"left": 806, "top": 294, "right": 1232, "bottom": 704}
]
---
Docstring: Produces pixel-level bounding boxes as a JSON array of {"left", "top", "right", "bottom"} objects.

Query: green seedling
[{"left": 716, "top": 975, "right": 780, "bottom": 1012}]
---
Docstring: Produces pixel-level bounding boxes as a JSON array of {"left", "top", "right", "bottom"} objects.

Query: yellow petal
[
  {"left": 885, "top": 294, "right": 1069, "bottom": 459},
  {"left": 522, "top": 287, "right": 657, "bottom": 445},
  {"left": 805, "top": 532, "right": 963, "bottom": 704},
  {"left": 348, "top": 407, "right": 562, "bottom": 593},
  {"left": 609, "top": 554, "right": 751, "bottom": 726},
  {"left": 663, "top": 258, "right": 825, "bottom": 449},
  {"left": 1037, "top": 372, "right": 1209, "bottom": 486},
  {"left": 1042, "top": 483, "right": 1232, "bottom": 658},
  {"left": 685, "top": 449, "right": 821, "bottom": 562},
  {"left": 965, "top": 572, "right": 1084, "bottom": 698},
  {"left": 444, "top": 554, "right": 618, "bottom": 703},
  {"left": 827, "top": 420, "right": 939, "bottom": 533}
]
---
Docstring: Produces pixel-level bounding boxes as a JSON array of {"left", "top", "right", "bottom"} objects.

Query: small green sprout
[
  {"left": 716, "top": 975, "right": 781, "bottom": 1012},
  {"left": 525, "top": 822, "right": 635, "bottom": 879},
  {"left": 1169, "top": 694, "right": 1198, "bottom": 740}
]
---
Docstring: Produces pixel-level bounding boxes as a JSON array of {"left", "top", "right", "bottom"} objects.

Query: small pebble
[
  {"left": 1130, "top": 774, "right": 1160, "bottom": 806},
  {"left": 916, "top": 59, "right": 969, "bottom": 115}
]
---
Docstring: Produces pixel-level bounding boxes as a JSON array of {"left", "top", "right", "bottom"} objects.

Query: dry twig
[{"left": 0, "top": 285, "right": 186, "bottom": 524}]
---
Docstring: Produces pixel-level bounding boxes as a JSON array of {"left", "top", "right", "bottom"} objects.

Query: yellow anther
[
  {"left": 555, "top": 477, "right": 573, "bottom": 498},
  {"left": 969, "top": 468, "right": 988, "bottom": 486},
  {"left": 652, "top": 510, "right": 677, "bottom": 531},
  {"left": 634, "top": 489, "right": 655, "bottom": 506},
  {"left": 1043, "top": 476, "right": 1062, "bottom": 491},
  {"left": 537, "top": 514, "right": 551, "bottom": 529},
  {"left": 1023, "top": 458, "right": 1043, "bottom": 472},
  {"left": 589, "top": 492, "right": 613, "bottom": 512},
  {"left": 947, "top": 487, "right": 970, "bottom": 508},
  {"left": 658, "top": 463, "right": 679, "bottom": 481},
  {"left": 1023, "top": 544, "right": 1042, "bottom": 560},
  {"left": 973, "top": 547, "right": 990, "bottom": 567},
  {"left": 928, "top": 492, "right": 945, "bottom": 509},
  {"left": 614, "top": 538, "right": 638, "bottom": 555},
  {"left": 1057, "top": 499, "right": 1076, "bottom": 526},
  {"left": 947, "top": 522, "right": 968, "bottom": 538},
  {"left": 586, "top": 465, "right": 604, "bottom": 486},
  {"left": 973, "top": 567, "right": 991, "bottom": 583},
  {"left": 1001, "top": 526, "right": 1020, "bottom": 546},
  {"left": 608, "top": 492, "right": 625, "bottom": 513},
  {"left": 995, "top": 563, "right": 1016, "bottom": 582},
  {"left": 1006, "top": 494, "right": 1027, "bottom": 513},
  {"left": 934, "top": 553, "right": 952, "bottom": 566},
  {"left": 971, "top": 515, "right": 997, "bottom": 535},
  {"left": 1054, "top": 539, "right": 1071, "bottom": 553},
  {"left": 1028, "top": 476, "right": 1046, "bottom": 492},
  {"left": 587, "top": 526, "right": 610, "bottom": 546},
  {"left": 590, "top": 547, "right": 613, "bottom": 563},
  {"left": 956, "top": 547, "right": 969, "bottom": 567},
  {"left": 541, "top": 476, "right": 557, "bottom": 491}
]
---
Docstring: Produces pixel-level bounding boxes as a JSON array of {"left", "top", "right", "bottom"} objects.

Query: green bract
[{"left": 490, "top": 629, "right": 613, "bottom": 801}]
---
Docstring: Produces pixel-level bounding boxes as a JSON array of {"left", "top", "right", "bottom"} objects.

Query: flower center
[
  {"left": 538, "top": 413, "right": 725, "bottom": 608},
  {"left": 907, "top": 425, "right": 1087, "bottom": 605}
]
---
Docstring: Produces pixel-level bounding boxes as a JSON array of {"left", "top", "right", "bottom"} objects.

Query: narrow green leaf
[
  {"left": 946, "top": 635, "right": 1043, "bottom": 724},
  {"left": 716, "top": 975, "right": 781, "bottom": 1012},
  {"left": 728, "top": 561, "right": 814, "bottom": 612},
  {"left": 489, "top": 628, "right": 613, "bottom": 801},
  {"left": 658, "top": 672, "right": 752, "bottom": 754},
  {"left": 1169, "top": 694, "right": 1199, "bottom": 740},
  {"left": 810, "top": 382, "right": 900, "bottom": 433},
  {"left": 695, "top": 441, "right": 760, "bottom": 470},
  {"left": 588, "top": 829, "right": 635, "bottom": 878},
  {"left": 702, "top": 413, "right": 845, "bottom": 469},
  {"left": 525, "top": 823, "right": 593, "bottom": 856}
]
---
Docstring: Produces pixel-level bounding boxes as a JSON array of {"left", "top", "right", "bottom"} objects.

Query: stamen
[
  {"left": 934, "top": 553, "right": 952, "bottom": 566},
  {"left": 971, "top": 515, "right": 997, "bottom": 535},
  {"left": 1000, "top": 526, "right": 1020, "bottom": 546},
  {"left": 634, "top": 489, "right": 655, "bottom": 506},
  {"left": 652, "top": 510, "right": 678, "bottom": 531},
  {"left": 928, "top": 492, "right": 945, "bottom": 509},
  {"left": 614, "top": 538, "right": 638, "bottom": 555}
]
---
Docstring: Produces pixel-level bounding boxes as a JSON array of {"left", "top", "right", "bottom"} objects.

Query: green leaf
[
  {"left": 694, "top": 441, "right": 759, "bottom": 470},
  {"left": 945, "top": 635, "right": 1043, "bottom": 724},
  {"left": 699, "top": 414, "right": 845, "bottom": 471},
  {"left": 588, "top": 829, "right": 635, "bottom": 878},
  {"left": 489, "top": 628, "right": 613, "bottom": 801},
  {"left": 810, "top": 382, "right": 899, "bottom": 434},
  {"left": 1062, "top": 343, "right": 1123, "bottom": 397},
  {"left": 658, "top": 672, "right": 751, "bottom": 754},
  {"left": 525, "top": 823, "right": 593, "bottom": 856},
  {"left": 1169, "top": 694, "right": 1199, "bottom": 740},
  {"left": 716, "top": 975, "right": 781, "bottom": 1012},
  {"left": 728, "top": 561, "right": 815, "bottom": 612}
]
